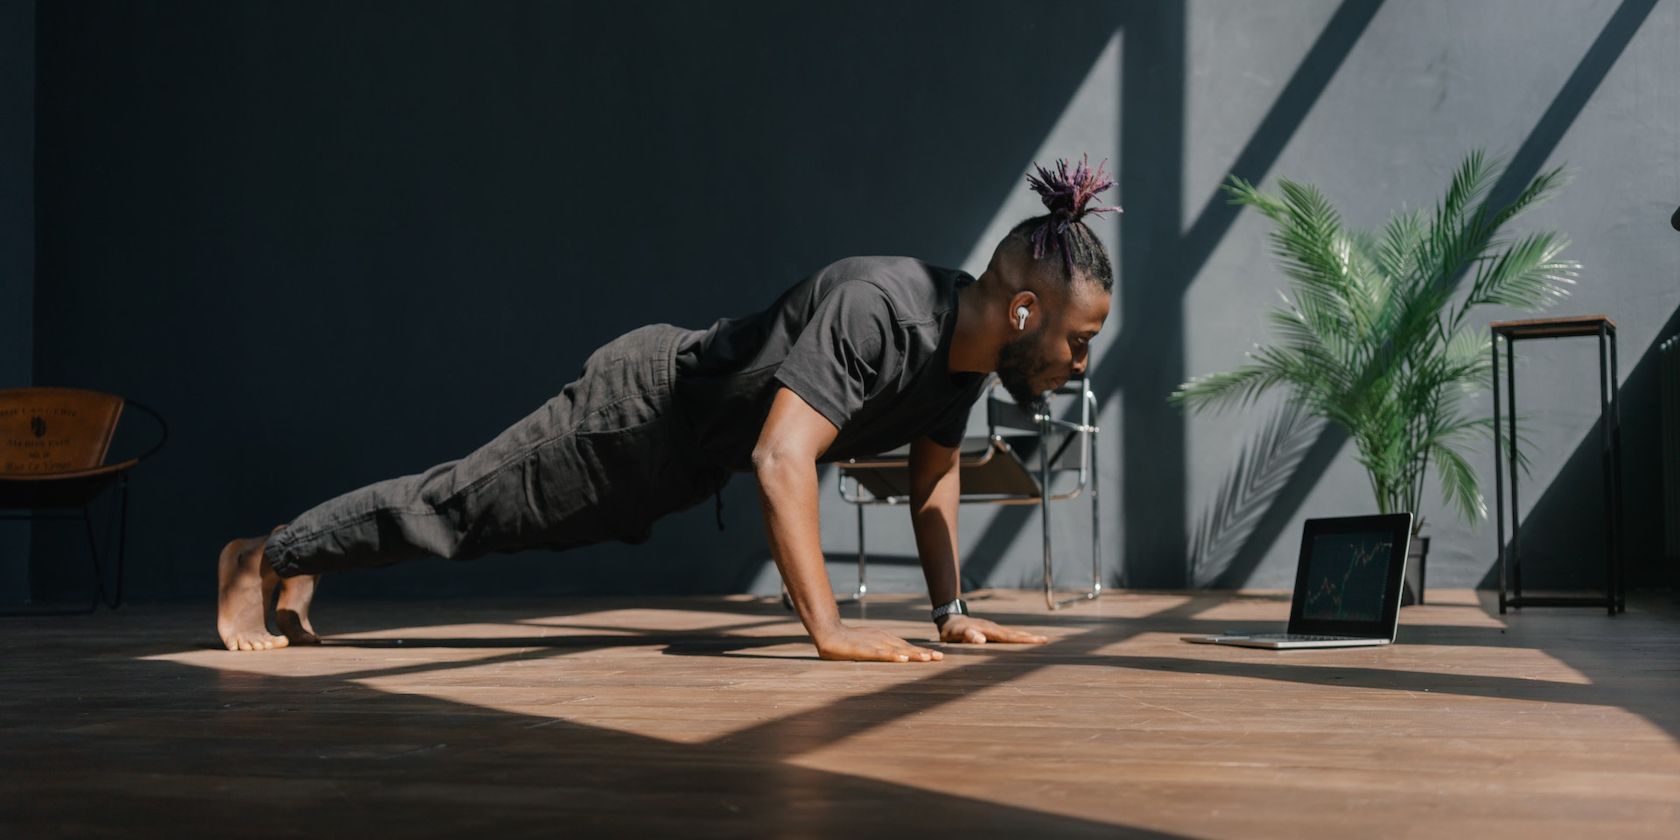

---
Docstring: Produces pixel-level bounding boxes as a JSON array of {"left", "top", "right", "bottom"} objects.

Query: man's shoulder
[
  {"left": 811, "top": 256, "right": 968, "bottom": 324},
  {"left": 817, "top": 255, "right": 964, "bottom": 286}
]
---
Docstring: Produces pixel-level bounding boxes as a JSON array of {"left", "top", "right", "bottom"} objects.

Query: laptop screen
[
  {"left": 1288, "top": 514, "right": 1412, "bottom": 638},
  {"left": 1302, "top": 531, "right": 1396, "bottom": 623}
]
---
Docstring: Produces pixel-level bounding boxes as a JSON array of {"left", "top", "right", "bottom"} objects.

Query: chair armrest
[
  {"left": 123, "top": 399, "right": 169, "bottom": 463},
  {"left": 0, "top": 460, "right": 138, "bottom": 509},
  {"left": 840, "top": 438, "right": 997, "bottom": 471},
  {"left": 0, "top": 459, "right": 140, "bottom": 482}
]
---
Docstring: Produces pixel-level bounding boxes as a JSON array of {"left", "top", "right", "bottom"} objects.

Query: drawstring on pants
[{"left": 713, "top": 472, "right": 727, "bottom": 531}]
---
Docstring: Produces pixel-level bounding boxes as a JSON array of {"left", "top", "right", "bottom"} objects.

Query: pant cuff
[{"left": 264, "top": 529, "right": 304, "bottom": 577}]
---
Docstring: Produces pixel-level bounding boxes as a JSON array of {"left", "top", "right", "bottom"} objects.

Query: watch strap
[{"left": 931, "top": 597, "right": 969, "bottom": 624}]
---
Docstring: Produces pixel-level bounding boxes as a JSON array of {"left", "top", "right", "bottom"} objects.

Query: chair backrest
[
  {"left": 0, "top": 388, "right": 125, "bottom": 476},
  {"left": 985, "top": 376, "right": 1092, "bottom": 472}
]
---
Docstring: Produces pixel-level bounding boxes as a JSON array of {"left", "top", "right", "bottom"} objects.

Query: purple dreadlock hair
[{"left": 1006, "top": 153, "right": 1121, "bottom": 291}]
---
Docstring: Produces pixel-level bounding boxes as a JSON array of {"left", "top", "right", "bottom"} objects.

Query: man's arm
[
  {"left": 753, "top": 387, "right": 942, "bottom": 663},
  {"left": 907, "top": 436, "right": 963, "bottom": 607},
  {"left": 908, "top": 436, "right": 1050, "bottom": 646}
]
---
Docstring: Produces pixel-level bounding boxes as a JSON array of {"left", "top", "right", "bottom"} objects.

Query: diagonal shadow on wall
[
  {"left": 1207, "top": 0, "right": 1662, "bottom": 591},
  {"left": 961, "top": 0, "right": 1385, "bottom": 589},
  {"left": 967, "top": 0, "right": 1659, "bottom": 593}
]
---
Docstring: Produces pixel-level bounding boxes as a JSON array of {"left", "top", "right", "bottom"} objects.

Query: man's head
[
  {"left": 984, "top": 235, "right": 1112, "bottom": 405},
  {"left": 973, "top": 156, "right": 1118, "bottom": 406}
]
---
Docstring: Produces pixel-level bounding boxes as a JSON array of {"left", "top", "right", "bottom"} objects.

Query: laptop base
[{"left": 1181, "top": 633, "right": 1392, "bottom": 650}]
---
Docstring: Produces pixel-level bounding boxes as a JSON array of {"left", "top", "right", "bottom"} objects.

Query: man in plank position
[{"left": 217, "top": 156, "right": 1117, "bottom": 662}]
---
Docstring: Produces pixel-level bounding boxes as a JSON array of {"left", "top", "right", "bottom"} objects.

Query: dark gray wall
[
  {"left": 25, "top": 0, "right": 1680, "bottom": 602},
  {"left": 30, "top": 0, "right": 1130, "bottom": 599},
  {"left": 1, "top": 0, "right": 32, "bottom": 601}
]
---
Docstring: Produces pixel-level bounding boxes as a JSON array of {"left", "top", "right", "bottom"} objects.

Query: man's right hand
[{"left": 814, "top": 624, "right": 944, "bottom": 663}]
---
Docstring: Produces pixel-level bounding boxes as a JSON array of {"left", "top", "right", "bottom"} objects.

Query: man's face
[{"left": 997, "top": 282, "right": 1111, "bottom": 406}]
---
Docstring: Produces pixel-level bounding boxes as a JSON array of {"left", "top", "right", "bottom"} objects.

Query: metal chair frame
[{"left": 835, "top": 374, "right": 1102, "bottom": 610}]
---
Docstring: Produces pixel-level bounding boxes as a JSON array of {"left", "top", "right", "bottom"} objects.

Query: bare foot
[
  {"left": 272, "top": 566, "right": 321, "bottom": 645},
  {"left": 216, "top": 535, "right": 289, "bottom": 652}
]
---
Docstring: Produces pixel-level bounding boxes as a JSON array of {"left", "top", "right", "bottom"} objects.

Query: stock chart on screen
[{"left": 1302, "top": 532, "right": 1393, "bottom": 622}]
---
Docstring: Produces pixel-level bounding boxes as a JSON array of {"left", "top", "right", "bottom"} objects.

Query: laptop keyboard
[{"left": 1243, "top": 633, "right": 1363, "bottom": 642}]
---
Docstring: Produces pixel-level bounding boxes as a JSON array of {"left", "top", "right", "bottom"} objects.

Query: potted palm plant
[{"left": 1170, "top": 150, "right": 1578, "bottom": 597}]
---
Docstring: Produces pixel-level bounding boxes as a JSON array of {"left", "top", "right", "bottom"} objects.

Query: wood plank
[{"left": 2, "top": 590, "right": 1677, "bottom": 837}]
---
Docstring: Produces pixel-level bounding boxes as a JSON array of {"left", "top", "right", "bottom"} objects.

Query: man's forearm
[
  {"left": 910, "top": 479, "right": 962, "bottom": 608},
  {"left": 754, "top": 453, "right": 842, "bottom": 641}
]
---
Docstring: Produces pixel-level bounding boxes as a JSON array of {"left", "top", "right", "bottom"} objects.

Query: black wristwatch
[{"left": 931, "top": 597, "right": 969, "bottom": 626}]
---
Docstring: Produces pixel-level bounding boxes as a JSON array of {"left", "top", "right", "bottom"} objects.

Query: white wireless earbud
[{"left": 1015, "top": 305, "right": 1030, "bottom": 330}]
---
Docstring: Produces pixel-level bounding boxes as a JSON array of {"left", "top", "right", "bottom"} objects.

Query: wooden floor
[{"left": 3, "top": 588, "right": 1678, "bottom": 838}]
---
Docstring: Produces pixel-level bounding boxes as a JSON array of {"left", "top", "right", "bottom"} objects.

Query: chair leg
[
  {"left": 0, "top": 510, "right": 104, "bottom": 616},
  {"left": 852, "top": 500, "right": 868, "bottom": 604},
  {"left": 1042, "top": 392, "right": 1103, "bottom": 611},
  {"left": 72, "top": 479, "right": 130, "bottom": 612},
  {"left": 110, "top": 478, "right": 128, "bottom": 609},
  {"left": 1041, "top": 410, "right": 1056, "bottom": 610},
  {"left": 80, "top": 507, "right": 102, "bottom": 614},
  {"left": 1088, "top": 415, "right": 1104, "bottom": 597}
]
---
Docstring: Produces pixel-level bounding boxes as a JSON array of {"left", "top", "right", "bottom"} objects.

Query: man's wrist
[
  {"left": 931, "top": 597, "right": 968, "bottom": 626},
  {"left": 803, "top": 612, "right": 847, "bottom": 644}
]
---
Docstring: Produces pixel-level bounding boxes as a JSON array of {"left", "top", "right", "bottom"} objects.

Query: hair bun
[
  {"left": 1024, "top": 154, "right": 1122, "bottom": 265},
  {"left": 1026, "top": 153, "right": 1121, "bottom": 220}
]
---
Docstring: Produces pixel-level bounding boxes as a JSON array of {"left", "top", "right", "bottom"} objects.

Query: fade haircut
[{"left": 1003, "top": 154, "right": 1120, "bottom": 292}]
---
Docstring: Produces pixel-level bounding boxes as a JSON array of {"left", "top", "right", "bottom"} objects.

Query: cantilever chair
[
  {"left": 0, "top": 387, "right": 167, "bottom": 613},
  {"left": 833, "top": 373, "right": 1103, "bottom": 610}
]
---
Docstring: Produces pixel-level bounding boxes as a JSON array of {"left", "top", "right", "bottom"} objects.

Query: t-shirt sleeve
[{"left": 772, "top": 281, "right": 895, "bottom": 432}]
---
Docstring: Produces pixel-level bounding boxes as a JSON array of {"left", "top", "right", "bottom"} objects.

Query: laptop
[{"left": 1182, "top": 513, "right": 1412, "bottom": 649}]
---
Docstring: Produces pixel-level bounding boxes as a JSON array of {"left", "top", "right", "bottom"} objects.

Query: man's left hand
[{"left": 937, "top": 615, "right": 1049, "bottom": 645}]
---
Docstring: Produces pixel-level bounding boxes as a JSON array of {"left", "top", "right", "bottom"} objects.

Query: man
[{"left": 216, "top": 156, "right": 1118, "bottom": 663}]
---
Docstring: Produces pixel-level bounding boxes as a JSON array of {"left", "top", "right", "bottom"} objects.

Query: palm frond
[
  {"left": 1420, "top": 151, "right": 1502, "bottom": 288},
  {"left": 1439, "top": 149, "right": 1500, "bottom": 228},
  {"left": 1465, "top": 231, "right": 1577, "bottom": 312},
  {"left": 1429, "top": 440, "right": 1487, "bottom": 522},
  {"left": 1232, "top": 176, "right": 1363, "bottom": 330},
  {"left": 1373, "top": 209, "right": 1426, "bottom": 286},
  {"left": 1170, "top": 364, "right": 1282, "bottom": 413},
  {"left": 1481, "top": 164, "right": 1570, "bottom": 234}
]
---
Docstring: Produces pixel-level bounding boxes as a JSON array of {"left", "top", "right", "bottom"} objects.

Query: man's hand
[
  {"left": 937, "top": 615, "right": 1050, "bottom": 645},
  {"left": 814, "top": 624, "right": 944, "bottom": 663}
]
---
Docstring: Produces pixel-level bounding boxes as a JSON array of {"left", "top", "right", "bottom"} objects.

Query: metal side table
[{"left": 1491, "top": 315, "right": 1624, "bottom": 615}]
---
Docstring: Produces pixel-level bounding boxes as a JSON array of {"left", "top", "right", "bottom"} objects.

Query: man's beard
[{"left": 996, "top": 329, "right": 1051, "bottom": 407}]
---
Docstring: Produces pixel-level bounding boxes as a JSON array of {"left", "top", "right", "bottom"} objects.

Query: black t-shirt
[{"left": 673, "top": 255, "right": 988, "bottom": 471}]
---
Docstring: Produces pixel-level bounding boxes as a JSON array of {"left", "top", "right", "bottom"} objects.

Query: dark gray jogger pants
[{"left": 264, "top": 324, "right": 730, "bottom": 577}]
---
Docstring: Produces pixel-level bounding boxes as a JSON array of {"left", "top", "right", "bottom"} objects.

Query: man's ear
[{"left": 1008, "top": 291, "right": 1039, "bottom": 330}]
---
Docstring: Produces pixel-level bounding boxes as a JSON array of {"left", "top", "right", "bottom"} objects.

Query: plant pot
[{"left": 1401, "top": 534, "right": 1430, "bottom": 607}]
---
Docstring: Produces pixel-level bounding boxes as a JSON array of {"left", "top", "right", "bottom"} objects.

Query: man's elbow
[{"left": 751, "top": 444, "right": 807, "bottom": 479}]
